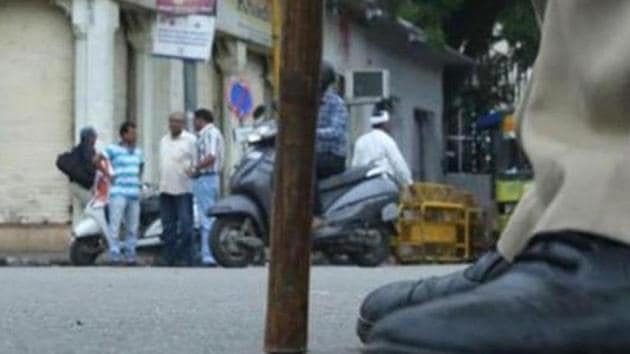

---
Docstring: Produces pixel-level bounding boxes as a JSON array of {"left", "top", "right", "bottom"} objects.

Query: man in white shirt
[
  {"left": 351, "top": 110, "right": 412, "bottom": 185},
  {"left": 191, "top": 108, "right": 224, "bottom": 266},
  {"left": 158, "top": 112, "right": 197, "bottom": 266}
]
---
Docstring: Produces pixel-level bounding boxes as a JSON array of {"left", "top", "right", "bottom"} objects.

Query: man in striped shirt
[
  {"left": 104, "top": 122, "right": 144, "bottom": 265},
  {"left": 192, "top": 108, "right": 224, "bottom": 266}
]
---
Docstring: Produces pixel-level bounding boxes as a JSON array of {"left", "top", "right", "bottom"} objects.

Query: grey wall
[
  {"left": 445, "top": 173, "right": 494, "bottom": 211},
  {"left": 323, "top": 11, "right": 445, "bottom": 181}
]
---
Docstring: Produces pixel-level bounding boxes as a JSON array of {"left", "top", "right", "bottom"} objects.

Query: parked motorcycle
[
  {"left": 209, "top": 120, "right": 401, "bottom": 268},
  {"left": 69, "top": 184, "right": 199, "bottom": 265}
]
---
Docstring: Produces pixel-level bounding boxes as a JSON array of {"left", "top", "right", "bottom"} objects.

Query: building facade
[
  {"left": 323, "top": 3, "right": 472, "bottom": 181},
  {"left": 0, "top": 0, "right": 271, "bottom": 251},
  {"left": 0, "top": 0, "right": 469, "bottom": 252}
]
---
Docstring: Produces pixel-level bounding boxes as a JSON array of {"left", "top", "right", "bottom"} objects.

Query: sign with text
[
  {"left": 216, "top": 0, "right": 272, "bottom": 47},
  {"left": 157, "top": 0, "right": 216, "bottom": 15},
  {"left": 153, "top": 14, "right": 215, "bottom": 61}
]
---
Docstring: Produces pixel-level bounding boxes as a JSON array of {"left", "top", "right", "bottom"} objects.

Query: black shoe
[
  {"left": 357, "top": 250, "right": 508, "bottom": 342},
  {"left": 364, "top": 231, "right": 630, "bottom": 354}
]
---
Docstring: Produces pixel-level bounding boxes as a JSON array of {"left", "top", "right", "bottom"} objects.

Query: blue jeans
[
  {"left": 108, "top": 196, "right": 140, "bottom": 261},
  {"left": 160, "top": 193, "right": 194, "bottom": 266},
  {"left": 193, "top": 174, "right": 219, "bottom": 261}
]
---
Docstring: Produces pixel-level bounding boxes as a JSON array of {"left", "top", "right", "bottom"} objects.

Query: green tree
[
  {"left": 383, "top": 0, "right": 539, "bottom": 124},
  {"left": 388, "top": 0, "right": 538, "bottom": 66},
  {"left": 381, "top": 0, "right": 539, "bottom": 172}
]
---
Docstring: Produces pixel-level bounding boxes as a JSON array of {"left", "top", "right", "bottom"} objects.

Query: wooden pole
[
  {"left": 271, "top": 0, "right": 283, "bottom": 101},
  {"left": 264, "top": 1, "right": 323, "bottom": 353}
]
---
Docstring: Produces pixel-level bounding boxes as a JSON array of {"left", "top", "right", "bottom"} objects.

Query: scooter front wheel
[
  {"left": 349, "top": 229, "right": 391, "bottom": 267},
  {"left": 210, "top": 217, "right": 258, "bottom": 268}
]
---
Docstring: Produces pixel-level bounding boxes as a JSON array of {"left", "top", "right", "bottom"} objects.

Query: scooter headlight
[{"left": 381, "top": 203, "right": 400, "bottom": 222}]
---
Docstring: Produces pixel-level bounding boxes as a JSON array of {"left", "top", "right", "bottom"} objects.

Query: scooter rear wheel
[{"left": 210, "top": 217, "right": 258, "bottom": 268}]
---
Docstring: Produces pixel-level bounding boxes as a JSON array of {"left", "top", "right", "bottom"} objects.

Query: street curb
[
  {"left": 0, "top": 256, "right": 71, "bottom": 267},
  {"left": 0, "top": 251, "right": 70, "bottom": 267}
]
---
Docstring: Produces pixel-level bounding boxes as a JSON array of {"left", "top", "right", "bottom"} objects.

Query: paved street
[{"left": 0, "top": 265, "right": 463, "bottom": 354}]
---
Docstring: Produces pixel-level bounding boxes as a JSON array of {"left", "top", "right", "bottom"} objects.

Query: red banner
[{"left": 157, "top": 0, "right": 216, "bottom": 15}]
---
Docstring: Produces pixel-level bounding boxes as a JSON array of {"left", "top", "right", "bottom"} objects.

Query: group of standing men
[
  {"left": 157, "top": 109, "right": 224, "bottom": 267},
  {"left": 67, "top": 109, "right": 224, "bottom": 266}
]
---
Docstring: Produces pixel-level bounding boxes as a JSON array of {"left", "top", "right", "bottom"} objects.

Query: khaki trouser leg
[
  {"left": 70, "top": 182, "right": 91, "bottom": 226},
  {"left": 498, "top": 0, "right": 630, "bottom": 260}
]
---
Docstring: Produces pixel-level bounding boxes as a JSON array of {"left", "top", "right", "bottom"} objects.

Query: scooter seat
[{"left": 318, "top": 166, "right": 374, "bottom": 193}]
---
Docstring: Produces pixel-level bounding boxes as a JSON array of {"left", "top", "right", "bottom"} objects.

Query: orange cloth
[{"left": 92, "top": 159, "right": 112, "bottom": 207}]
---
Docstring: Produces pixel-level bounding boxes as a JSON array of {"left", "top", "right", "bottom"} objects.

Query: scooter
[
  {"left": 69, "top": 184, "right": 199, "bottom": 265},
  {"left": 208, "top": 120, "right": 401, "bottom": 268}
]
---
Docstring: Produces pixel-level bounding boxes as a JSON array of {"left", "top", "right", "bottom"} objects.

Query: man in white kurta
[{"left": 352, "top": 111, "right": 412, "bottom": 186}]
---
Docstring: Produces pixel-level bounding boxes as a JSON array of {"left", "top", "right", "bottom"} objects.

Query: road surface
[{"left": 0, "top": 265, "right": 464, "bottom": 354}]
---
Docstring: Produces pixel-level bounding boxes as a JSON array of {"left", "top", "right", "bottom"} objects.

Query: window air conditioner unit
[{"left": 345, "top": 69, "right": 390, "bottom": 103}]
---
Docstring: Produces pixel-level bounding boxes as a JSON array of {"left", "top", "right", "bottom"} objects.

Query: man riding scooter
[
  {"left": 313, "top": 61, "right": 349, "bottom": 227},
  {"left": 208, "top": 62, "right": 400, "bottom": 268}
]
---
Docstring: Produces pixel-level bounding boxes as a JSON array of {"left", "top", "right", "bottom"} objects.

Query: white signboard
[
  {"left": 157, "top": 0, "right": 216, "bottom": 15},
  {"left": 216, "top": 0, "right": 272, "bottom": 47},
  {"left": 153, "top": 14, "right": 215, "bottom": 61}
]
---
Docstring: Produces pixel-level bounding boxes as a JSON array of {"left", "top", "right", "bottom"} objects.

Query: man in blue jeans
[
  {"left": 159, "top": 112, "right": 197, "bottom": 266},
  {"left": 105, "top": 122, "right": 143, "bottom": 265},
  {"left": 192, "top": 108, "right": 224, "bottom": 266}
]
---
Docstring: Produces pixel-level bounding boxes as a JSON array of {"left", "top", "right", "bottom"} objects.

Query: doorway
[{"left": 414, "top": 108, "right": 434, "bottom": 181}]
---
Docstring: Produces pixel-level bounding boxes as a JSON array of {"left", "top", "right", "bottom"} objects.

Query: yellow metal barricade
[{"left": 393, "top": 183, "right": 482, "bottom": 263}]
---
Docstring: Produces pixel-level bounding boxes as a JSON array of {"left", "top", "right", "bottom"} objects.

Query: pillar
[
  {"left": 127, "top": 13, "right": 158, "bottom": 183},
  {"left": 72, "top": 0, "right": 120, "bottom": 145},
  {"left": 216, "top": 39, "right": 248, "bottom": 187}
]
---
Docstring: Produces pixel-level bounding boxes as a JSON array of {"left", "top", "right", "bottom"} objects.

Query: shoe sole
[
  {"left": 357, "top": 316, "right": 373, "bottom": 343},
  {"left": 363, "top": 341, "right": 456, "bottom": 354}
]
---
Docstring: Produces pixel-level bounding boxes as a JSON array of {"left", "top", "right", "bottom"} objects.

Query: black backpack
[{"left": 56, "top": 147, "right": 95, "bottom": 190}]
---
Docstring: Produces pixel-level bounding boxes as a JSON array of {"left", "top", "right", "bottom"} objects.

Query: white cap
[{"left": 370, "top": 110, "right": 390, "bottom": 126}]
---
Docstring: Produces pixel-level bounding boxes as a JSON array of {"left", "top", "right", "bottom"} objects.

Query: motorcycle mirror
[{"left": 253, "top": 105, "right": 267, "bottom": 119}]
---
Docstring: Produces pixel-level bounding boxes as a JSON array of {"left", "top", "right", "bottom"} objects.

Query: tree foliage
[
  {"left": 381, "top": 0, "right": 540, "bottom": 122},
  {"left": 388, "top": 0, "right": 539, "bottom": 65}
]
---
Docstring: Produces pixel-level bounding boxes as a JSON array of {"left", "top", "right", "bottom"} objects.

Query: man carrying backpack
[{"left": 56, "top": 127, "right": 99, "bottom": 221}]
